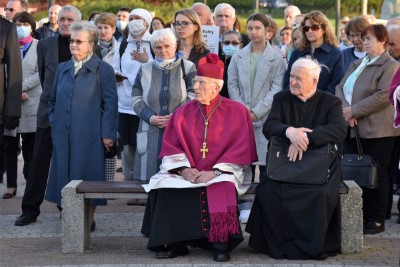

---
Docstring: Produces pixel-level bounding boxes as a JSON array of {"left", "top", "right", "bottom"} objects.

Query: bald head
[
  {"left": 284, "top": 5, "right": 301, "bottom": 27},
  {"left": 48, "top": 5, "right": 62, "bottom": 27},
  {"left": 191, "top": 2, "right": 213, "bottom": 25},
  {"left": 388, "top": 25, "right": 400, "bottom": 60}
]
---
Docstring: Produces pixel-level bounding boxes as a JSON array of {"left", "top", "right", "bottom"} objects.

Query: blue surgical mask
[
  {"left": 116, "top": 20, "right": 128, "bottom": 31},
  {"left": 222, "top": 45, "right": 240, "bottom": 57},
  {"left": 154, "top": 56, "right": 176, "bottom": 68},
  {"left": 17, "top": 26, "right": 31, "bottom": 39}
]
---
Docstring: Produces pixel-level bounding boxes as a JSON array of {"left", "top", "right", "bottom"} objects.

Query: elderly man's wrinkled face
[
  {"left": 49, "top": 5, "right": 61, "bottom": 25},
  {"left": 215, "top": 8, "right": 235, "bottom": 34},
  {"left": 289, "top": 66, "right": 317, "bottom": 99},
  {"left": 193, "top": 76, "right": 220, "bottom": 104},
  {"left": 58, "top": 10, "right": 79, "bottom": 37},
  {"left": 389, "top": 30, "right": 400, "bottom": 59}
]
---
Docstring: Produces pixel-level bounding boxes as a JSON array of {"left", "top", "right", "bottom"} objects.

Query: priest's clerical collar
[{"left": 296, "top": 89, "right": 317, "bottom": 102}]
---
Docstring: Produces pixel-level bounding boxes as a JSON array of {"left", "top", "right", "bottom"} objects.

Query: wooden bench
[{"left": 61, "top": 180, "right": 362, "bottom": 254}]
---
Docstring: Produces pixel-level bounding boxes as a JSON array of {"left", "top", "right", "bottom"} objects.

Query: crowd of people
[{"left": 1, "top": 0, "right": 400, "bottom": 262}]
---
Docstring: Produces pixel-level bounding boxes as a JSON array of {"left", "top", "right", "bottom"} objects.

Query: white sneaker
[{"left": 239, "top": 209, "right": 251, "bottom": 224}]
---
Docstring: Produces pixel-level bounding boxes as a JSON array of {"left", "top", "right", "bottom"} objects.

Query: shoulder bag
[
  {"left": 340, "top": 126, "right": 378, "bottom": 189},
  {"left": 267, "top": 136, "right": 336, "bottom": 184}
]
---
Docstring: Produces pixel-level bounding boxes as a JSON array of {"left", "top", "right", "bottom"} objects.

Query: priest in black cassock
[
  {"left": 141, "top": 53, "right": 258, "bottom": 262},
  {"left": 246, "top": 57, "right": 347, "bottom": 259}
]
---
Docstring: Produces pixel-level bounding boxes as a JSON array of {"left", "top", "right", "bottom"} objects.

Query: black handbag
[
  {"left": 266, "top": 137, "right": 336, "bottom": 184},
  {"left": 340, "top": 126, "right": 378, "bottom": 189}
]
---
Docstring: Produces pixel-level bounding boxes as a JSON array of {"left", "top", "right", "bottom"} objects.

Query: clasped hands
[
  {"left": 342, "top": 106, "right": 357, "bottom": 127},
  {"left": 285, "top": 126, "right": 313, "bottom": 162},
  {"left": 180, "top": 167, "right": 216, "bottom": 184},
  {"left": 150, "top": 114, "right": 171, "bottom": 128}
]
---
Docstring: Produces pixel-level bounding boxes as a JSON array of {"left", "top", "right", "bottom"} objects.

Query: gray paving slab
[{"left": 0, "top": 157, "right": 399, "bottom": 266}]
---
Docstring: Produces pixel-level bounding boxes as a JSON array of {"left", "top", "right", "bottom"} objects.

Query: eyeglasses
[
  {"left": 69, "top": 39, "right": 90, "bottom": 45},
  {"left": 348, "top": 32, "right": 362, "bottom": 39},
  {"left": 193, "top": 79, "right": 217, "bottom": 87},
  {"left": 172, "top": 21, "right": 193, "bottom": 28},
  {"left": 302, "top": 24, "right": 322, "bottom": 32},
  {"left": 222, "top": 41, "right": 241, "bottom": 46},
  {"left": 4, "top": 7, "right": 15, "bottom": 12}
]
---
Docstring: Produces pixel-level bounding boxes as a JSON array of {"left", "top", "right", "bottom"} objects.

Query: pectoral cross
[{"left": 200, "top": 142, "right": 208, "bottom": 159}]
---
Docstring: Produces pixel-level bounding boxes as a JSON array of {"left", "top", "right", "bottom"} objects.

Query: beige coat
[{"left": 335, "top": 51, "right": 400, "bottom": 138}]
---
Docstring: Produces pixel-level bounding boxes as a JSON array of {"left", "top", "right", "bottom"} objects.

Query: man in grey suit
[
  {"left": 0, "top": 16, "right": 22, "bottom": 184},
  {"left": 15, "top": 5, "right": 82, "bottom": 226}
]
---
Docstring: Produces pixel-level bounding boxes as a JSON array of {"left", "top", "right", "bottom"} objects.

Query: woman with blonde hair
[
  {"left": 172, "top": 9, "right": 209, "bottom": 67},
  {"left": 283, "top": 11, "right": 344, "bottom": 94}
]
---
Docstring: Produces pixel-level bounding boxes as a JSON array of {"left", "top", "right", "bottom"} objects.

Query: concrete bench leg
[
  {"left": 62, "top": 180, "right": 90, "bottom": 253},
  {"left": 340, "top": 180, "right": 363, "bottom": 253}
]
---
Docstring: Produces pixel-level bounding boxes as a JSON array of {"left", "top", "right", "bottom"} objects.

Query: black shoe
[
  {"left": 363, "top": 221, "right": 385, "bottom": 234},
  {"left": 15, "top": 214, "right": 37, "bottom": 226},
  {"left": 213, "top": 251, "right": 230, "bottom": 262},
  {"left": 155, "top": 245, "right": 189, "bottom": 259},
  {"left": 397, "top": 215, "right": 400, "bottom": 224},
  {"left": 91, "top": 221, "right": 96, "bottom": 232}
]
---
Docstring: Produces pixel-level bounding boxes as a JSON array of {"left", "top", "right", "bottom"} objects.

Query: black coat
[
  {"left": 246, "top": 90, "right": 347, "bottom": 259},
  {"left": 0, "top": 18, "right": 22, "bottom": 121}
]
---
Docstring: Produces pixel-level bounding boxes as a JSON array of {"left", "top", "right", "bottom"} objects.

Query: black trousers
[
  {"left": 3, "top": 135, "right": 19, "bottom": 188},
  {"left": 20, "top": 127, "right": 52, "bottom": 218},
  {"left": 21, "top": 132, "right": 36, "bottom": 179},
  {"left": 344, "top": 136, "right": 397, "bottom": 223}
]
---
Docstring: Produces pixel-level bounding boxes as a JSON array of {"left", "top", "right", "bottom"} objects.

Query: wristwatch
[{"left": 214, "top": 170, "right": 223, "bottom": 176}]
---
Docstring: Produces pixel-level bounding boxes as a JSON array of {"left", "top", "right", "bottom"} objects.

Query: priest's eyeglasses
[{"left": 193, "top": 79, "right": 217, "bottom": 87}]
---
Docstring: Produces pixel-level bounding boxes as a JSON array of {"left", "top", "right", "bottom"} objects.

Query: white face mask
[
  {"left": 17, "top": 26, "right": 31, "bottom": 39},
  {"left": 116, "top": 20, "right": 128, "bottom": 31},
  {"left": 128, "top": 19, "right": 146, "bottom": 36},
  {"left": 154, "top": 57, "right": 176, "bottom": 68}
]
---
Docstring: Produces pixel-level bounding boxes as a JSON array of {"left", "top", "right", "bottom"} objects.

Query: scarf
[
  {"left": 19, "top": 35, "right": 32, "bottom": 46},
  {"left": 343, "top": 54, "right": 379, "bottom": 104},
  {"left": 72, "top": 54, "right": 92, "bottom": 75},
  {"left": 99, "top": 39, "right": 113, "bottom": 58},
  {"left": 206, "top": 182, "right": 239, "bottom": 242}
]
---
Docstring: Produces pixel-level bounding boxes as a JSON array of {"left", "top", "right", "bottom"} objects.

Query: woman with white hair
[
  {"left": 131, "top": 28, "right": 196, "bottom": 181},
  {"left": 111, "top": 8, "right": 154, "bottom": 182},
  {"left": 45, "top": 21, "right": 118, "bottom": 231}
]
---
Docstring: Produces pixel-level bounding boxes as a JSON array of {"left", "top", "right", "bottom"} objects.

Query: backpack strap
[
  {"left": 180, "top": 59, "right": 187, "bottom": 88},
  {"left": 118, "top": 39, "right": 128, "bottom": 71}
]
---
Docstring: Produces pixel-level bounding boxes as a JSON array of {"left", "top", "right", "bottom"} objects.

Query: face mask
[
  {"left": 128, "top": 19, "right": 146, "bottom": 36},
  {"left": 116, "top": 20, "right": 128, "bottom": 31},
  {"left": 222, "top": 45, "right": 240, "bottom": 57},
  {"left": 17, "top": 26, "right": 31, "bottom": 39},
  {"left": 154, "top": 57, "right": 176, "bottom": 68}
]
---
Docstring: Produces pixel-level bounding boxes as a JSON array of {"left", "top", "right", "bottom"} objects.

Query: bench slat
[{"left": 77, "top": 181, "right": 147, "bottom": 193}]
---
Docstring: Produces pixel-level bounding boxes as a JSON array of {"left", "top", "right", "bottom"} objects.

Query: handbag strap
[{"left": 353, "top": 125, "right": 364, "bottom": 157}]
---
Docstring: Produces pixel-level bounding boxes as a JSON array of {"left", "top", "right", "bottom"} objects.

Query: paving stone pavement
[{"left": 0, "top": 157, "right": 399, "bottom": 266}]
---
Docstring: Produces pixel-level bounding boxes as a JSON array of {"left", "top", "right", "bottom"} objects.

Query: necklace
[{"left": 197, "top": 96, "right": 222, "bottom": 159}]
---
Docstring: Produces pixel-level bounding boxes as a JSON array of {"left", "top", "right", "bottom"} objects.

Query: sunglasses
[
  {"left": 4, "top": 7, "right": 15, "bottom": 12},
  {"left": 172, "top": 21, "right": 193, "bottom": 28},
  {"left": 222, "top": 41, "right": 241, "bottom": 46},
  {"left": 302, "top": 24, "right": 322, "bottom": 32},
  {"left": 69, "top": 39, "right": 90, "bottom": 45}
]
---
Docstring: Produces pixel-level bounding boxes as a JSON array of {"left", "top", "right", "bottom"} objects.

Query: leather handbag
[
  {"left": 340, "top": 126, "right": 378, "bottom": 189},
  {"left": 267, "top": 137, "right": 336, "bottom": 184}
]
